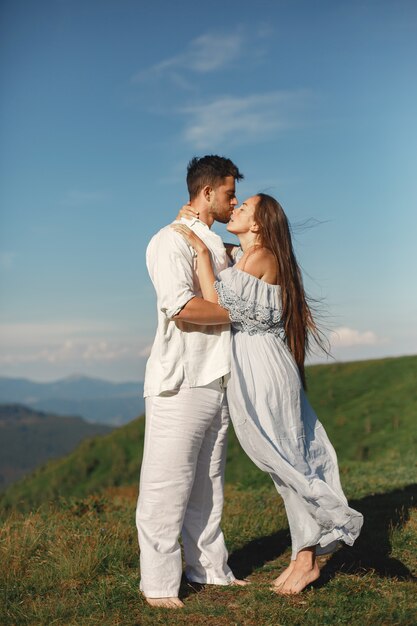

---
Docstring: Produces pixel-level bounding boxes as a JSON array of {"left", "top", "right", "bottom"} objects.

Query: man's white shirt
[{"left": 143, "top": 217, "right": 231, "bottom": 397}]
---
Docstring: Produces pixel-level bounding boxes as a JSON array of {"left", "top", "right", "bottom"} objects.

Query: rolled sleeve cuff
[{"left": 162, "top": 292, "right": 195, "bottom": 319}]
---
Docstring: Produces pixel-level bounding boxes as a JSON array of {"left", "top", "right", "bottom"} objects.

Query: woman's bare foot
[
  {"left": 145, "top": 597, "right": 184, "bottom": 609},
  {"left": 274, "top": 547, "right": 320, "bottom": 595},
  {"left": 271, "top": 561, "right": 295, "bottom": 589},
  {"left": 277, "top": 561, "right": 320, "bottom": 594}
]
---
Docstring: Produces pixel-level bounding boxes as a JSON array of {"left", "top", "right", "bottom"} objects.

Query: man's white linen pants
[{"left": 136, "top": 380, "right": 235, "bottom": 598}]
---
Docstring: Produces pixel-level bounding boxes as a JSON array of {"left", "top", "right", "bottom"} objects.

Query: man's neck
[{"left": 189, "top": 202, "right": 213, "bottom": 228}]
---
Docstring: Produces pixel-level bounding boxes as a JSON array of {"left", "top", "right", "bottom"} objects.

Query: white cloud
[
  {"left": 0, "top": 339, "right": 147, "bottom": 366},
  {"left": 330, "top": 327, "right": 381, "bottom": 348},
  {"left": 0, "top": 323, "right": 108, "bottom": 346},
  {"left": 181, "top": 91, "right": 309, "bottom": 149},
  {"left": 139, "top": 344, "right": 153, "bottom": 358},
  {"left": 132, "top": 32, "right": 244, "bottom": 83},
  {"left": 129, "top": 27, "right": 310, "bottom": 152},
  {"left": 0, "top": 322, "right": 150, "bottom": 366}
]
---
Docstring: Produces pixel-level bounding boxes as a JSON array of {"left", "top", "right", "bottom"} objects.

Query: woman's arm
[
  {"left": 195, "top": 248, "right": 219, "bottom": 303},
  {"left": 170, "top": 224, "right": 219, "bottom": 303},
  {"left": 173, "top": 296, "right": 230, "bottom": 324}
]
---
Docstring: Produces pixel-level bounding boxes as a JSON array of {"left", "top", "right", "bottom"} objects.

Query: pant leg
[
  {"left": 182, "top": 391, "right": 234, "bottom": 584},
  {"left": 136, "top": 385, "right": 232, "bottom": 598}
]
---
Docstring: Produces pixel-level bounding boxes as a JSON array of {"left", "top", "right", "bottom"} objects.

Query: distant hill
[
  {"left": 1, "top": 354, "right": 416, "bottom": 511},
  {"left": 0, "top": 375, "right": 144, "bottom": 425},
  {"left": 0, "top": 404, "right": 113, "bottom": 491},
  {"left": 305, "top": 354, "right": 417, "bottom": 462}
]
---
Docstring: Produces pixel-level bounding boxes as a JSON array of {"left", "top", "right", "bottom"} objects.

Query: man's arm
[
  {"left": 148, "top": 228, "right": 229, "bottom": 325},
  {"left": 170, "top": 224, "right": 219, "bottom": 304},
  {"left": 173, "top": 296, "right": 230, "bottom": 324},
  {"left": 147, "top": 228, "right": 196, "bottom": 318}
]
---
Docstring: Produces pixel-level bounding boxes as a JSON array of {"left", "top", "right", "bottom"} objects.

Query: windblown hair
[
  {"left": 187, "top": 155, "right": 244, "bottom": 200},
  {"left": 254, "top": 193, "right": 327, "bottom": 388}
]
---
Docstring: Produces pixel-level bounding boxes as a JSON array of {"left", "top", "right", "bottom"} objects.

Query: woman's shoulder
[
  {"left": 237, "top": 247, "right": 277, "bottom": 284},
  {"left": 217, "top": 262, "right": 282, "bottom": 314},
  {"left": 248, "top": 246, "right": 276, "bottom": 264}
]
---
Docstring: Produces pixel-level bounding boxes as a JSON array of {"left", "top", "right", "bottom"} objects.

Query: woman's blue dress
[{"left": 215, "top": 265, "right": 363, "bottom": 558}]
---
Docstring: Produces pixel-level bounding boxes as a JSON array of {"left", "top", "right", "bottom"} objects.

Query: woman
[{"left": 171, "top": 193, "right": 363, "bottom": 594}]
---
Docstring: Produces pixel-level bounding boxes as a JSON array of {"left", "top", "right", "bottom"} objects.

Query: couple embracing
[{"left": 136, "top": 155, "right": 363, "bottom": 608}]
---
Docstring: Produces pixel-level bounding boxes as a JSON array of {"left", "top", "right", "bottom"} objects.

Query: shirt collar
[{"left": 180, "top": 216, "right": 210, "bottom": 230}]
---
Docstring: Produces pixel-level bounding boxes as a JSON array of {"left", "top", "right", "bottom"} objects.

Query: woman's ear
[{"left": 250, "top": 222, "right": 260, "bottom": 233}]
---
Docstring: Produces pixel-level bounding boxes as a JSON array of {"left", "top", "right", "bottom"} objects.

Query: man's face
[{"left": 209, "top": 176, "right": 238, "bottom": 223}]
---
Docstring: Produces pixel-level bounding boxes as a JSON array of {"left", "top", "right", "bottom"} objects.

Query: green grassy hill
[
  {"left": 0, "top": 404, "right": 113, "bottom": 492},
  {"left": 1, "top": 355, "right": 416, "bottom": 511},
  {"left": 306, "top": 355, "right": 417, "bottom": 462},
  {"left": 1, "top": 355, "right": 416, "bottom": 625}
]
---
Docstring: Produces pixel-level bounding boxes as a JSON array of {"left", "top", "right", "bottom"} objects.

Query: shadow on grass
[
  {"left": 228, "top": 528, "right": 291, "bottom": 579},
  {"left": 226, "top": 484, "right": 416, "bottom": 583},
  {"left": 178, "top": 529, "right": 291, "bottom": 600},
  {"left": 319, "top": 483, "right": 417, "bottom": 584}
]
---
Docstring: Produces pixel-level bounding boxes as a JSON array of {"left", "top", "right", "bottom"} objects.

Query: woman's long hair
[{"left": 254, "top": 193, "right": 327, "bottom": 388}]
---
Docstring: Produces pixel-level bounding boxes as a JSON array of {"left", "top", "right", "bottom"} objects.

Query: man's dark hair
[{"left": 186, "top": 155, "right": 244, "bottom": 200}]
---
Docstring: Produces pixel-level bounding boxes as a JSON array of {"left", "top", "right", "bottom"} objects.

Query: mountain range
[
  {"left": 0, "top": 404, "right": 113, "bottom": 491},
  {"left": 2, "top": 354, "right": 416, "bottom": 509},
  {"left": 0, "top": 375, "right": 144, "bottom": 425}
]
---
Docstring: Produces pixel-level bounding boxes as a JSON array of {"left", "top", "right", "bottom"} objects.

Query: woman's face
[{"left": 227, "top": 195, "right": 259, "bottom": 235}]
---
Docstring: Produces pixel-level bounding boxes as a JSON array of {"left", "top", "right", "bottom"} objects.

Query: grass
[
  {"left": 1, "top": 471, "right": 416, "bottom": 625},
  {"left": 305, "top": 355, "right": 417, "bottom": 463},
  {"left": 1, "top": 355, "right": 416, "bottom": 624}
]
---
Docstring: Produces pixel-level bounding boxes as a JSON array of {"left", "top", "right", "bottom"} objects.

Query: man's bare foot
[
  {"left": 229, "top": 578, "right": 250, "bottom": 586},
  {"left": 145, "top": 597, "right": 184, "bottom": 608},
  {"left": 271, "top": 561, "right": 295, "bottom": 589}
]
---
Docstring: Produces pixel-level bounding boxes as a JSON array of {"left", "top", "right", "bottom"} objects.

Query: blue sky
[{"left": 1, "top": 0, "right": 416, "bottom": 382}]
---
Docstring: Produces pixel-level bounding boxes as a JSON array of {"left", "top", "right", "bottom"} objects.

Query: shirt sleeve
[{"left": 146, "top": 227, "right": 196, "bottom": 319}]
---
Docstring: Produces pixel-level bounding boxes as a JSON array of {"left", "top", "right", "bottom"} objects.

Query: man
[{"left": 136, "top": 155, "right": 244, "bottom": 608}]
